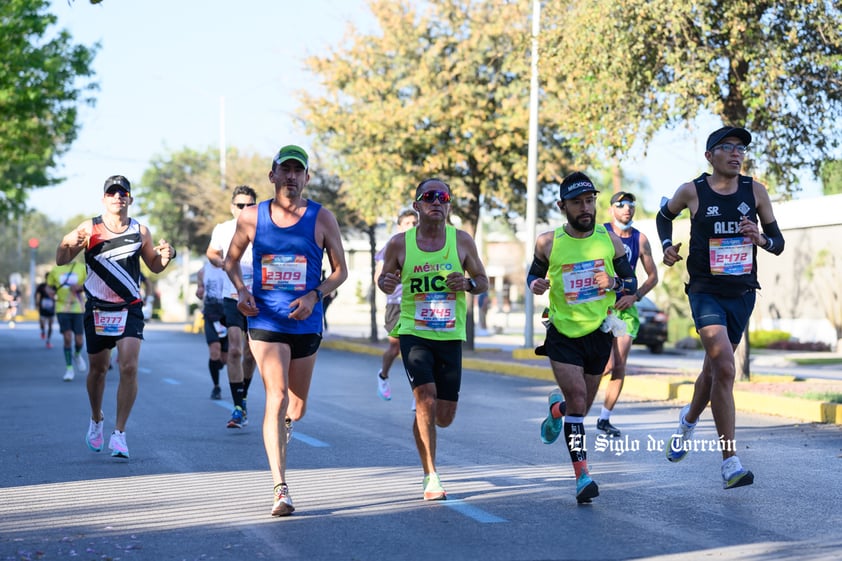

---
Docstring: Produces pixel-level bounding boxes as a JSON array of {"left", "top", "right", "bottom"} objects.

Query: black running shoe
[{"left": 597, "top": 418, "right": 621, "bottom": 437}]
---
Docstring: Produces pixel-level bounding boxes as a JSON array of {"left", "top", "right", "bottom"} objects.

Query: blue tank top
[
  {"left": 604, "top": 223, "right": 640, "bottom": 271},
  {"left": 249, "top": 199, "right": 324, "bottom": 334}
]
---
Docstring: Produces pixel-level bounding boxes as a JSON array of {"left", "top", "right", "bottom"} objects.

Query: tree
[
  {"left": 299, "top": 0, "right": 580, "bottom": 344},
  {"left": 820, "top": 160, "right": 842, "bottom": 196},
  {"left": 805, "top": 249, "right": 842, "bottom": 346},
  {"left": 0, "top": 0, "right": 98, "bottom": 220},
  {"left": 0, "top": 211, "right": 70, "bottom": 284},
  {"left": 299, "top": 0, "right": 576, "bottom": 237},
  {"left": 542, "top": 0, "right": 842, "bottom": 378},
  {"left": 137, "top": 148, "right": 225, "bottom": 256},
  {"left": 542, "top": 1, "right": 842, "bottom": 193}
]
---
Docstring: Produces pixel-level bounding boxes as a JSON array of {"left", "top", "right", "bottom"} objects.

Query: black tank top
[
  {"left": 687, "top": 173, "right": 760, "bottom": 297},
  {"left": 84, "top": 216, "right": 144, "bottom": 309}
]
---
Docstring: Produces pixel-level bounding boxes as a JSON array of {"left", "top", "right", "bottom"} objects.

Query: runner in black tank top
[
  {"left": 56, "top": 175, "right": 176, "bottom": 461},
  {"left": 686, "top": 173, "right": 761, "bottom": 297},
  {"left": 656, "top": 126, "right": 785, "bottom": 490}
]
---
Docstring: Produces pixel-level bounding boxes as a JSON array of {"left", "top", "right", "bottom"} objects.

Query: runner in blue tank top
[
  {"left": 657, "top": 126, "right": 785, "bottom": 490},
  {"left": 594, "top": 190, "right": 659, "bottom": 437},
  {"left": 224, "top": 145, "right": 348, "bottom": 517}
]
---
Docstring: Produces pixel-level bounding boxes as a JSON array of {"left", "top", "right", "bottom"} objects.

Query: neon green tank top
[
  {"left": 398, "top": 225, "right": 466, "bottom": 341},
  {"left": 547, "top": 224, "right": 616, "bottom": 338}
]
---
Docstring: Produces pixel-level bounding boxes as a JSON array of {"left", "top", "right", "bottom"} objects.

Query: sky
[
  {"left": 32, "top": 0, "right": 373, "bottom": 222},
  {"left": 29, "top": 0, "right": 822, "bottom": 224}
]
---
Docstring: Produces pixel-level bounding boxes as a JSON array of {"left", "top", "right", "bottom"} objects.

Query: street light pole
[
  {"left": 219, "top": 95, "right": 226, "bottom": 190},
  {"left": 524, "top": 0, "right": 540, "bottom": 348}
]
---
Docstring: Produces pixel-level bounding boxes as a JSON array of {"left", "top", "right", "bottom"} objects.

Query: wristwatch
[
  {"left": 311, "top": 288, "right": 323, "bottom": 300},
  {"left": 466, "top": 278, "right": 477, "bottom": 293}
]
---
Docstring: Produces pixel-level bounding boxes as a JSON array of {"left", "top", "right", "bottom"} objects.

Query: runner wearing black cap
[
  {"left": 57, "top": 174, "right": 176, "bottom": 460},
  {"left": 528, "top": 171, "right": 638, "bottom": 503},
  {"left": 656, "top": 126, "right": 785, "bottom": 489}
]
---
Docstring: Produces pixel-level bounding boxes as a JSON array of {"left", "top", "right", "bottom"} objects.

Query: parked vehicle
[{"left": 633, "top": 296, "right": 668, "bottom": 354}]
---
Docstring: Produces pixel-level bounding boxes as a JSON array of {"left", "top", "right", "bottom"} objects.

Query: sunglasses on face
[
  {"left": 416, "top": 190, "right": 451, "bottom": 204},
  {"left": 613, "top": 201, "right": 636, "bottom": 208},
  {"left": 234, "top": 202, "right": 256, "bottom": 209},
  {"left": 106, "top": 188, "right": 130, "bottom": 197}
]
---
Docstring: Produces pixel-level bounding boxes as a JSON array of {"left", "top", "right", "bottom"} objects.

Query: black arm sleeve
[
  {"left": 612, "top": 255, "right": 638, "bottom": 295},
  {"left": 527, "top": 254, "right": 549, "bottom": 288},
  {"left": 656, "top": 204, "right": 678, "bottom": 250},
  {"left": 760, "top": 220, "right": 785, "bottom": 256}
]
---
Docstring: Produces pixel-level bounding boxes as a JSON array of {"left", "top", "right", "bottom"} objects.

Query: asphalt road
[{"left": 1, "top": 322, "right": 841, "bottom": 561}]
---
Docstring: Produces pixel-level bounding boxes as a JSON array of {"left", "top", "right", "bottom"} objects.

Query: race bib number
[
  {"left": 93, "top": 309, "right": 128, "bottom": 336},
  {"left": 562, "top": 259, "right": 607, "bottom": 304},
  {"left": 710, "top": 237, "right": 753, "bottom": 275},
  {"left": 414, "top": 293, "right": 456, "bottom": 331},
  {"left": 41, "top": 297, "right": 55, "bottom": 312},
  {"left": 261, "top": 255, "right": 307, "bottom": 291}
]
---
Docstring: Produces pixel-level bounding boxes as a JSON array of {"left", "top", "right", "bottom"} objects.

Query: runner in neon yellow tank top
[
  {"left": 378, "top": 178, "right": 488, "bottom": 502},
  {"left": 527, "top": 172, "right": 638, "bottom": 504},
  {"left": 546, "top": 223, "right": 617, "bottom": 338},
  {"left": 398, "top": 225, "right": 467, "bottom": 341}
]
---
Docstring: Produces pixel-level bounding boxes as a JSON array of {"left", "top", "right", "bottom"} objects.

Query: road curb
[{"left": 321, "top": 338, "right": 842, "bottom": 425}]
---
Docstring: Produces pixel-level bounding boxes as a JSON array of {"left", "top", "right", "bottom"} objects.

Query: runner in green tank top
[
  {"left": 527, "top": 172, "right": 638, "bottom": 504},
  {"left": 378, "top": 178, "right": 488, "bottom": 502}
]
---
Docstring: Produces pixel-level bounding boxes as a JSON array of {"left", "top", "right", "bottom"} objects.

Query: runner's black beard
[{"left": 568, "top": 215, "right": 595, "bottom": 233}]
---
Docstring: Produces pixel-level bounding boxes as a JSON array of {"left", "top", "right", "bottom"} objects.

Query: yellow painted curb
[
  {"left": 512, "top": 348, "right": 539, "bottom": 360},
  {"left": 623, "top": 377, "right": 690, "bottom": 401},
  {"left": 462, "top": 357, "right": 554, "bottom": 382},
  {"left": 320, "top": 339, "right": 841, "bottom": 425},
  {"left": 733, "top": 390, "right": 841, "bottom": 423},
  {"left": 322, "top": 339, "right": 383, "bottom": 357}
]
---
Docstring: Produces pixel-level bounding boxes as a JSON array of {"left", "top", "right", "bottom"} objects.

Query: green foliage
[
  {"left": 137, "top": 148, "right": 223, "bottom": 254},
  {"left": 137, "top": 147, "right": 276, "bottom": 255},
  {"left": 298, "top": 0, "right": 576, "bottom": 234},
  {"left": 820, "top": 160, "right": 842, "bottom": 196},
  {"left": 0, "top": 0, "right": 98, "bottom": 220},
  {"left": 750, "top": 329, "right": 791, "bottom": 348},
  {"left": 0, "top": 210, "right": 79, "bottom": 293},
  {"left": 783, "top": 392, "right": 842, "bottom": 404},
  {"left": 542, "top": 1, "right": 842, "bottom": 194}
]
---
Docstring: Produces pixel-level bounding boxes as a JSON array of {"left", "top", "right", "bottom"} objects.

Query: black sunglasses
[{"left": 234, "top": 202, "right": 256, "bottom": 209}]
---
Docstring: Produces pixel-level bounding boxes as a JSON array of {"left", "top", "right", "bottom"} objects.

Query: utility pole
[
  {"left": 524, "top": 0, "right": 540, "bottom": 348},
  {"left": 219, "top": 96, "right": 226, "bottom": 190}
]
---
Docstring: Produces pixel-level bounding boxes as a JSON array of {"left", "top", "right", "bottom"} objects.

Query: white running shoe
[
  {"left": 63, "top": 367, "right": 75, "bottom": 382},
  {"left": 377, "top": 371, "right": 392, "bottom": 401},
  {"left": 271, "top": 483, "right": 295, "bottom": 516},
  {"left": 722, "top": 456, "right": 754, "bottom": 489},
  {"left": 666, "top": 404, "right": 696, "bottom": 463},
  {"left": 74, "top": 354, "right": 87, "bottom": 373},
  {"left": 86, "top": 416, "right": 104, "bottom": 452},
  {"left": 109, "top": 431, "right": 129, "bottom": 458}
]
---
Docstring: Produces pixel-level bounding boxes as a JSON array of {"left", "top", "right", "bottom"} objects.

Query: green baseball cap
[{"left": 273, "top": 145, "right": 308, "bottom": 169}]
